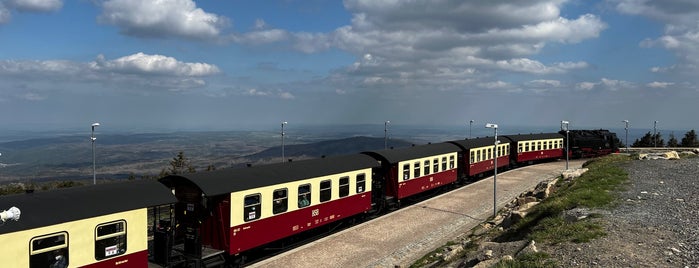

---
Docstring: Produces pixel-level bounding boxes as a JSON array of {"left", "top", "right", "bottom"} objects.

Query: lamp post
[
  {"left": 653, "top": 120, "right": 658, "bottom": 147},
  {"left": 485, "top": 123, "right": 498, "bottom": 218},
  {"left": 469, "top": 120, "right": 474, "bottom": 139},
  {"left": 561, "top": 120, "right": 569, "bottom": 170},
  {"left": 384, "top": 121, "right": 390, "bottom": 149},
  {"left": 281, "top": 122, "right": 287, "bottom": 162},
  {"left": 91, "top": 122, "right": 100, "bottom": 185},
  {"left": 622, "top": 120, "right": 629, "bottom": 152}
]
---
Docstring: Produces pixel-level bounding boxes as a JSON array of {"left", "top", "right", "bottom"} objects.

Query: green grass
[
  {"left": 497, "top": 154, "right": 630, "bottom": 243},
  {"left": 409, "top": 155, "right": 632, "bottom": 267}
]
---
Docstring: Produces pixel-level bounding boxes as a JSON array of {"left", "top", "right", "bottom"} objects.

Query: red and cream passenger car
[
  {"left": 364, "top": 143, "right": 460, "bottom": 201},
  {"left": 0, "top": 180, "right": 175, "bottom": 268},
  {"left": 505, "top": 133, "right": 564, "bottom": 164},
  {"left": 448, "top": 137, "right": 510, "bottom": 178},
  {"left": 159, "top": 154, "right": 379, "bottom": 263}
]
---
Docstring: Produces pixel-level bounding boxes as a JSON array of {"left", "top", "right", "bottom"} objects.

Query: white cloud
[
  {"left": 0, "top": 53, "right": 220, "bottom": 94},
  {"left": 0, "top": 6, "right": 9, "bottom": 24},
  {"left": 19, "top": 92, "right": 47, "bottom": 101},
  {"left": 242, "top": 88, "right": 295, "bottom": 99},
  {"left": 0, "top": 0, "right": 62, "bottom": 24},
  {"left": 98, "top": 0, "right": 228, "bottom": 40},
  {"left": 6, "top": 0, "right": 62, "bottom": 12},
  {"left": 647, "top": 81, "right": 675, "bottom": 88},
  {"left": 478, "top": 81, "right": 510, "bottom": 89},
  {"left": 90, "top": 53, "right": 220, "bottom": 76},
  {"left": 576, "top": 78, "right": 635, "bottom": 91},
  {"left": 576, "top": 82, "right": 596, "bottom": 91},
  {"left": 527, "top": 79, "right": 562, "bottom": 87},
  {"left": 614, "top": 0, "right": 699, "bottom": 75}
]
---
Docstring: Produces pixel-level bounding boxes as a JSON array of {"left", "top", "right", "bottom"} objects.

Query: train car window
[
  {"left": 356, "top": 174, "right": 366, "bottom": 193},
  {"left": 273, "top": 188, "right": 288, "bottom": 214},
  {"left": 339, "top": 176, "right": 350, "bottom": 197},
  {"left": 320, "top": 180, "right": 332, "bottom": 202},
  {"left": 470, "top": 151, "right": 475, "bottom": 164},
  {"left": 433, "top": 158, "right": 439, "bottom": 172},
  {"left": 298, "top": 184, "right": 311, "bottom": 208},
  {"left": 413, "top": 161, "right": 421, "bottom": 178},
  {"left": 95, "top": 220, "right": 127, "bottom": 260},
  {"left": 244, "top": 194, "right": 262, "bottom": 221},
  {"left": 525, "top": 142, "right": 530, "bottom": 152},
  {"left": 537, "top": 141, "right": 542, "bottom": 150},
  {"left": 403, "top": 164, "right": 410, "bottom": 180},
  {"left": 476, "top": 150, "right": 481, "bottom": 162},
  {"left": 30, "top": 232, "right": 68, "bottom": 268},
  {"left": 518, "top": 143, "right": 523, "bottom": 153},
  {"left": 424, "top": 160, "right": 430, "bottom": 175},
  {"left": 487, "top": 148, "right": 492, "bottom": 159},
  {"left": 449, "top": 155, "right": 455, "bottom": 169}
]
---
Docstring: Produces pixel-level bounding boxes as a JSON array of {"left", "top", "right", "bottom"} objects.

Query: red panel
[
  {"left": 468, "top": 156, "right": 510, "bottom": 176},
  {"left": 202, "top": 197, "right": 231, "bottom": 250},
  {"left": 227, "top": 192, "right": 372, "bottom": 255},
  {"left": 396, "top": 169, "right": 457, "bottom": 199},
  {"left": 517, "top": 149, "right": 563, "bottom": 162},
  {"left": 80, "top": 250, "right": 147, "bottom": 268}
]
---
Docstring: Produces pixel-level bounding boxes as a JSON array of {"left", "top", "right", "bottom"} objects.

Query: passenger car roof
[
  {"left": 362, "top": 142, "right": 460, "bottom": 164},
  {"left": 448, "top": 136, "right": 511, "bottom": 150},
  {"left": 0, "top": 179, "right": 176, "bottom": 234},
  {"left": 160, "top": 154, "right": 380, "bottom": 197},
  {"left": 503, "top": 133, "right": 564, "bottom": 142}
]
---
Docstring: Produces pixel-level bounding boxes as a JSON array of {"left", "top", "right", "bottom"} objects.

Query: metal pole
[
  {"left": 653, "top": 120, "right": 658, "bottom": 147},
  {"left": 621, "top": 120, "right": 629, "bottom": 153},
  {"left": 469, "top": 120, "right": 474, "bottom": 139},
  {"left": 384, "top": 121, "right": 390, "bottom": 149},
  {"left": 561, "top": 120, "right": 569, "bottom": 170},
  {"left": 485, "top": 123, "right": 498, "bottom": 218},
  {"left": 281, "top": 122, "right": 287, "bottom": 162},
  {"left": 493, "top": 127, "right": 497, "bottom": 218},
  {"left": 91, "top": 122, "right": 99, "bottom": 185}
]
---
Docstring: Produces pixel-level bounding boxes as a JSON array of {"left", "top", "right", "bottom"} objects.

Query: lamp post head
[{"left": 470, "top": 120, "right": 474, "bottom": 124}]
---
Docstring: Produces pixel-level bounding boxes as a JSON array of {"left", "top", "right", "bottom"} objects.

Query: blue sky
[{"left": 0, "top": 0, "right": 697, "bottom": 133}]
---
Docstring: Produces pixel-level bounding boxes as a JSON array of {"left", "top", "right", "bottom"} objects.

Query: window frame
[
  {"left": 95, "top": 220, "right": 127, "bottom": 260},
  {"left": 424, "top": 160, "right": 431, "bottom": 175},
  {"left": 30, "top": 232, "right": 69, "bottom": 268},
  {"left": 243, "top": 194, "right": 262, "bottom": 222},
  {"left": 272, "top": 188, "right": 288, "bottom": 214},
  {"left": 413, "top": 161, "right": 421, "bottom": 178},
  {"left": 339, "top": 176, "right": 350, "bottom": 197},
  {"left": 356, "top": 173, "right": 366, "bottom": 193},
  {"left": 319, "top": 179, "right": 332, "bottom": 202},
  {"left": 298, "top": 184, "right": 311, "bottom": 208}
]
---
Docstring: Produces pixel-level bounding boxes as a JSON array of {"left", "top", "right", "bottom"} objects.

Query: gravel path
[{"left": 543, "top": 157, "right": 699, "bottom": 267}]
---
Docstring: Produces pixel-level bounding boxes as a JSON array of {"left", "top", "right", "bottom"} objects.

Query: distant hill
[{"left": 242, "top": 136, "right": 414, "bottom": 161}]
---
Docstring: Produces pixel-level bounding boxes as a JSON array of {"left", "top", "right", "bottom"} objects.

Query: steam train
[{"left": 0, "top": 129, "right": 617, "bottom": 267}]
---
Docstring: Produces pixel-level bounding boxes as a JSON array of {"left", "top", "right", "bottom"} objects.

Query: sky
[{"left": 0, "top": 0, "right": 697, "bottom": 133}]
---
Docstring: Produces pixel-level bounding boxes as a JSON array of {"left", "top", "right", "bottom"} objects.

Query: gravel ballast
[{"left": 543, "top": 157, "right": 699, "bottom": 267}]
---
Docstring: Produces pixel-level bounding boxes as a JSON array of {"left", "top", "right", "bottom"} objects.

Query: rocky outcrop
[
  {"left": 430, "top": 167, "right": 590, "bottom": 267},
  {"left": 638, "top": 151, "right": 681, "bottom": 160}
]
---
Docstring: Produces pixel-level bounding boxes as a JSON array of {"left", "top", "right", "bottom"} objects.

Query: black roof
[
  {"left": 160, "top": 154, "right": 380, "bottom": 197},
  {"left": 503, "top": 133, "right": 564, "bottom": 142},
  {"left": 0, "top": 179, "right": 176, "bottom": 234},
  {"left": 448, "top": 136, "right": 511, "bottom": 150},
  {"left": 363, "top": 142, "right": 460, "bottom": 164}
]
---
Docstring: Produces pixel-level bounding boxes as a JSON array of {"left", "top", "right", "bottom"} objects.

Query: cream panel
[
  {"left": 0, "top": 208, "right": 148, "bottom": 267},
  {"left": 397, "top": 152, "right": 458, "bottom": 181}
]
